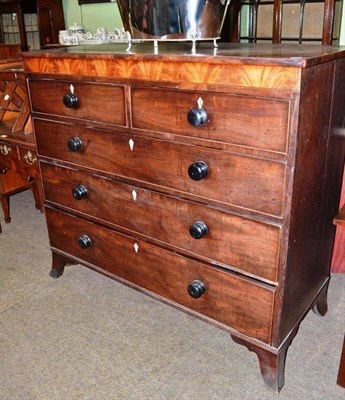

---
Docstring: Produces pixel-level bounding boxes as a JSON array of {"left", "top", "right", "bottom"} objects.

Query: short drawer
[
  {"left": 41, "top": 163, "right": 281, "bottom": 282},
  {"left": 46, "top": 207, "right": 275, "bottom": 343},
  {"left": 0, "top": 141, "right": 18, "bottom": 170},
  {"left": 131, "top": 88, "right": 290, "bottom": 153},
  {"left": 19, "top": 147, "right": 38, "bottom": 169},
  {"left": 29, "top": 79, "right": 126, "bottom": 126},
  {"left": 35, "top": 119, "right": 286, "bottom": 217}
]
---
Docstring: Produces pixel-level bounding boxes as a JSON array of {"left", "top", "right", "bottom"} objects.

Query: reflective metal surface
[{"left": 117, "top": 0, "right": 230, "bottom": 40}]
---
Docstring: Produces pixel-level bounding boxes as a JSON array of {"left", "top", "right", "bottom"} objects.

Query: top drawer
[
  {"left": 29, "top": 79, "right": 126, "bottom": 126},
  {"left": 131, "top": 88, "right": 291, "bottom": 153}
]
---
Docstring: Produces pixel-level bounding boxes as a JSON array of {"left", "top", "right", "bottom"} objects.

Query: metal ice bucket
[{"left": 117, "top": 0, "right": 230, "bottom": 40}]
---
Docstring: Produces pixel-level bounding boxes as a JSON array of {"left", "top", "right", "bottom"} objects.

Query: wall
[{"left": 62, "top": 0, "right": 122, "bottom": 33}]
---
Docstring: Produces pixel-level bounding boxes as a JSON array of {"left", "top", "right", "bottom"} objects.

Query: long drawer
[
  {"left": 45, "top": 207, "right": 275, "bottom": 343},
  {"left": 131, "top": 87, "right": 291, "bottom": 153},
  {"left": 35, "top": 119, "right": 286, "bottom": 217},
  {"left": 41, "top": 162, "right": 281, "bottom": 282},
  {"left": 29, "top": 79, "right": 126, "bottom": 126}
]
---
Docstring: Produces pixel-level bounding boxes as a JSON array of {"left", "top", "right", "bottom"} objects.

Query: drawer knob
[
  {"left": 78, "top": 234, "right": 92, "bottom": 249},
  {"left": 189, "top": 221, "right": 208, "bottom": 239},
  {"left": 67, "top": 137, "right": 83, "bottom": 152},
  {"left": 187, "top": 108, "right": 208, "bottom": 127},
  {"left": 187, "top": 280, "right": 205, "bottom": 299},
  {"left": 72, "top": 185, "right": 88, "bottom": 200},
  {"left": 188, "top": 161, "right": 208, "bottom": 181},
  {"left": 63, "top": 92, "right": 78, "bottom": 108}
]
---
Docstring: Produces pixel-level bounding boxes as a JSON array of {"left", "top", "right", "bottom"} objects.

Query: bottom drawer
[{"left": 46, "top": 208, "right": 275, "bottom": 343}]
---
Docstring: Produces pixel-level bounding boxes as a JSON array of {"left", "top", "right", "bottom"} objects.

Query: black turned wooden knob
[
  {"left": 188, "top": 161, "right": 208, "bottom": 181},
  {"left": 187, "top": 108, "right": 208, "bottom": 127},
  {"left": 189, "top": 221, "right": 208, "bottom": 239},
  {"left": 63, "top": 92, "right": 78, "bottom": 108},
  {"left": 67, "top": 136, "right": 83, "bottom": 152},
  {"left": 78, "top": 234, "right": 92, "bottom": 249},
  {"left": 72, "top": 185, "right": 88, "bottom": 200},
  {"left": 187, "top": 280, "right": 205, "bottom": 299}
]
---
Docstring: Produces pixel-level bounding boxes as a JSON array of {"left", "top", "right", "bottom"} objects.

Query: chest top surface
[
  {"left": 22, "top": 42, "right": 345, "bottom": 65},
  {"left": 21, "top": 43, "right": 345, "bottom": 91}
]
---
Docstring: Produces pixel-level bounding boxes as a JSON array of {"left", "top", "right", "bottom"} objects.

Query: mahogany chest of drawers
[{"left": 22, "top": 43, "right": 345, "bottom": 392}]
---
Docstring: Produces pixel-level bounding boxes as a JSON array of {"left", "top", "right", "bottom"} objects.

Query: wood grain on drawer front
[
  {"left": 41, "top": 162, "right": 281, "bottom": 282},
  {"left": 29, "top": 80, "right": 126, "bottom": 126},
  {"left": 45, "top": 208, "right": 275, "bottom": 343},
  {"left": 35, "top": 119, "right": 286, "bottom": 217},
  {"left": 131, "top": 88, "right": 290, "bottom": 153}
]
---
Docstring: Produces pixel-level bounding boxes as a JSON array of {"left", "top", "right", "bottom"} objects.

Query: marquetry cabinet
[{"left": 22, "top": 43, "right": 345, "bottom": 392}]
